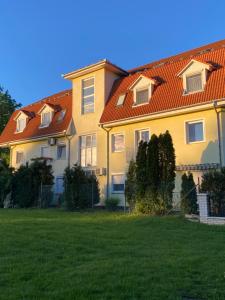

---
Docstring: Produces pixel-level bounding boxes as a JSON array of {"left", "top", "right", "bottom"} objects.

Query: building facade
[{"left": 1, "top": 40, "right": 225, "bottom": 205}]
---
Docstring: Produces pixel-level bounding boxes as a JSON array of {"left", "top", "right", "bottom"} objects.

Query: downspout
[
  {"left": 100, "top": 124, "right": 112, "bottom": 200},
  {"left": 64, "top": 130, "right": 73, "bottom": 168},
  {"left": 213, "top": 101, "right": 222, "bottom": 168}
]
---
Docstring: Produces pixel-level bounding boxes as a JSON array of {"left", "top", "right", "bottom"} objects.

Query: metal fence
[{"left": 207, "top": 195, "right": 225, "bottom": 217}]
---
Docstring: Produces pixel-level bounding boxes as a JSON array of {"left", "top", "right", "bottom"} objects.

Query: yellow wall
[
  {"left": 107, "top": 108, "right": 220, "bottom": 202},
  {"left": 11, "top": 136, "right": 69, "bottom": 182}
]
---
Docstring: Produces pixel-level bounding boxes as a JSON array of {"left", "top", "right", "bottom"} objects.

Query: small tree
[
  {"left": 0, "top": 159, "right": 13, "bottom": 207},
  {"left": 201, "top": 168, "right": 225, "bottom": 216},
  {"left": 158, "top": 131, "right": 176, "bottom": 208},
  {"left": 136, "top": 141, "right": 148, "bottom": 196},
  {"left": 63, "top": 164, "right": 100, "bottom": 210},
  {"left": 180, "top": 172, "right": 197, "bottom": 214},
  {"left": 125, "top": 159, "right": 136, "bottom": 210},
  {"left": 146, "top": 134, "right": 159, "bottom": 195}
]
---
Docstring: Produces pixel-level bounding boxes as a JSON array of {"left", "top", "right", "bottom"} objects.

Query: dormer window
[
  {"left": 177, "top": 59, "right": 214, "bottom": 95},
  {"left": 129, "top": 75, "right": 158, "bottom": 107},
  {"left": 38, "top": 104, "right": 55, "bottom": 128},
  {"left": 186, "top": 73, "right": 203, "bottom": 93},
  {"left": 14, "top": 111, "right": 30, "bottom": 133},
  {"left": 16, "top": 118, "right": 26, "bottom": 132}
]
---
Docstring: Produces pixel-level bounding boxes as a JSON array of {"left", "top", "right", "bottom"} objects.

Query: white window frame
[
  {"left": 57, "top": 143, "right": 66, "bottom": 160},
  {"left": 40, "top": 111, "right": 53, "bottom": 128},
  {"left": 81, "top": 76, "right": 95, "bottom": 115},
  {"left": 116, "top": 94, "right": 126, "bottom": 106},
  {"left": 185, "top": 72, "right": 204, "bottom": 94},
  {"left": 16, "top": 117, "right": 27, "bottom": 133},
  {"left": 185, "top": 119, "right": 205, "bottom": 144},
  {"left": 80, "top": 134, "right": 97, "bottom": 167},
  {"left": 134, "top": 128, "right": 150, "bottom": 151},
  {"left": 16, "top": 151, "right": 24, "bottom": 165},
  {"left": 40, "top": 145, "right": 51, "bottom": 158},
  {"left": 111, "top": 132, "right": 125, "bottom": 153},
  {"left": 111, "top": 173, "right": 125, "bottom": 194}
]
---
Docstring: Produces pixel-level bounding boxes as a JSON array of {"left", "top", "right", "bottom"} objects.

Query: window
[
  {"left": 186, "top": 121, "right": 204, "bottom": 143},
  {"left": 16, "top": 118, "right": 26, "bottom": 132},
  {"left": 82, "top": 77, "right": 94, "bottom": 114},
  {"left": 136, "top": 88, "right": 149, "bottom": 105},
  {"left": 135, "top": 129, "right": 150, "bottom": 148},
  {"left": 112, "top": 174, "right": 125, "bottom": 193},
  {"left": 55, "top": 176, "right": 64, "bottom": 194},
  {"left": 80, "top": 134, "right": 96, "bottom": 167},
  {"left": 57, "top": 110, "right": 66, "bottom": 122},
  {"left": 41, "top": 146, "right": 50, "bottom": 158},
  {"left": 112, "top": 133, "right": 125, "bottom": 152},
  {"left": 57, "top": 144, "right": 66, "bottom": 160},
  {"left": 16, "top": 151, "right": 24, "bottom": 164},
  {"left": 117, "top": 94, "right": 126, "bottom": 106},
  {"left": 41, "top": 111, "right": 52, "bottom": 127},
  {"left": 186, "top": 74, "right": 202, "bottom": 93}
]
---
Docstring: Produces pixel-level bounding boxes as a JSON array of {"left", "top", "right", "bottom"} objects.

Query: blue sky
[{"left": 0, "top": 0, "right": 225, "bottom": 106}]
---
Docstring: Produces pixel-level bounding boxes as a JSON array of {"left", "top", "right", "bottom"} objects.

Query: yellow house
[{"left": 1, "top": 39, "right": 225, "bottom": 205}]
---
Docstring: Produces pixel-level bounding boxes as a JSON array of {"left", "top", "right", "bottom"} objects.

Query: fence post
[{"left": 197, "top": 193, "right": 208, "bottom": 223}]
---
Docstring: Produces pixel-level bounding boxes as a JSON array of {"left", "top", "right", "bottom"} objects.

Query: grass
[{"left": 0, "top": 210, "right": 225, "bottom": 300}]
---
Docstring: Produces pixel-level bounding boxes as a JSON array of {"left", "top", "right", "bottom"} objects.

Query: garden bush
[
  {"left": 134, "top": 192, "right": 167, "bottom": 215},
  {"left": 105, "top": 197, "right": 120, "bottom": 211},
  {"left": 180, "top": 172, "right": 197, "bottom": 214}
]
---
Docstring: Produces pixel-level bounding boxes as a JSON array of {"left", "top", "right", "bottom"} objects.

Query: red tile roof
[
  {"left": 100, "top": 40, "right": 225, "bottom": 124},
  {"left": 0, "top": 90, "right": 72, "bottom": 146}
]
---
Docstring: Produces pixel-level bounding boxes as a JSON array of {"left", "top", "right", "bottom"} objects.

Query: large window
[
  {"left": 135, "top": 129, "right": 150, "bottom": 148},
  {"left": 16, "top": 151, "right": 24, "bottom": 164},
  {"left": 186, "top": 120, "right": 204, "bottom": 143},
  {"left": 186, "top": 73, "right": 203, "bottom": 93},
  {"left": 112, "top": 174, "right": 125, "bottom": 193},
  {"left": 41, "top": 146, "right": 50, "bottom": 158},
  {"left": 41, "top": 111, "right": 52, "bottom": 127},
  {"left": 80, "top": 134, "right": 96, "bottom": 167},
  {"left": 136, "top": 88, "right": 149, "bottom": 105},
  {"left": 57, "top": 144, "right": 66, "bottom": 160},
  {"left": 82, "top": 77, "right": 95, "bottom": 114},
  {"left": 112, "top": 133, "right": 125, "bottom": 152},
  {"left": 16, "top": 118, "right": 26, "bottom": 132}
]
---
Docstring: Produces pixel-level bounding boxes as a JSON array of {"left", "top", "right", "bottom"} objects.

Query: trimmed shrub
[
  {"left": 125, "top": 159, "right": 136, "bottom": 210},
  {"left": 201, "top": 168, "right": 225, "bottom": 216},
  {"left": 180, "top": 172, "right": 197, "bottom": 214},
  {"left": 135, "top": 192, "right": 167, "bottom": 215},
  {"left": 63, "top": 164, "right": 100, "bottom": 210},
  {"left": 105, "top": 197, "right": 120, "bottom": 211}
]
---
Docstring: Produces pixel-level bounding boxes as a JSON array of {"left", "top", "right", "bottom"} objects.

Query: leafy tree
[
  {"left": 0, "top": 159, "right": 13, "bottom": 207},
  {"left": 0, "top": 86, "right": 21, "bottom": 163},
  {"left": 136, "top": 141, "right": 148, "bottom": 196},
  {"left": 12, "top": 158, "right": 54, "bottom": 208},
  {"left": 146, "top": 134, "right": 159, "bottom": 195},
  {"left": 180, "top": 172, "right": 197, "bottom": 214},
  {"left": 158, "top": 131, "right": 176, "bottom": 208},
  {"left": 63, "top": 164, "right": 99, "bottom": 210},
  {"left": 125, "top": 159, "right": 136, "bottom": 209},
  {"left": 201, "top": 168, "right": 225, "bottom": 216}
]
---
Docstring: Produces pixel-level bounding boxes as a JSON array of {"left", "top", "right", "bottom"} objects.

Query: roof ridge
[{"left": 128, "top": 39, "right": 225, "bottom": 74}]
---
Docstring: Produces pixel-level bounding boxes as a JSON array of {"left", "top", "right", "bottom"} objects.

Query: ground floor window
[
  {"left": 16, "top": 151, "right": 24, "bottom": 164},
  {"left": 186, "top": 120, "right": 204, "bottom": 143},
  {"left": 112, "top": 174, "right": 125, "bottom": 193},
  {"left": 55, "top": 176, "right": 64, "bottom": 194},
  {"left": 80, "top": 134, "right": 96, "bottom": 167}
]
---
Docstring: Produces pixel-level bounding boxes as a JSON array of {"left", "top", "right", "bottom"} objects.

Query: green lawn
[{"left": 0, "top": 210, "right": 225, "bottom": 300}]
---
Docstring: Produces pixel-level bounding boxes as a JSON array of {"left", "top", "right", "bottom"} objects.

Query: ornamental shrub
[
  {"left": 180, "top": 172, "right": 197, "bottom": 214},
  {"left": 105, "top": 197, "right": 120, "bottom": 211}
]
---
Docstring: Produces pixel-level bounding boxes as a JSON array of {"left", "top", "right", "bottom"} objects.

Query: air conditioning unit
[
  {"left": 96, "top": 168, "right": 107, "bottom": 176},
  {"left": 48, "top": 137, "right": 57, "bottom": 146}
]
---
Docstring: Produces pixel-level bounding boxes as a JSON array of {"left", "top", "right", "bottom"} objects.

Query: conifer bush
[{"left": 180, "top": 172, "right": 198, "bottom": 214}]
